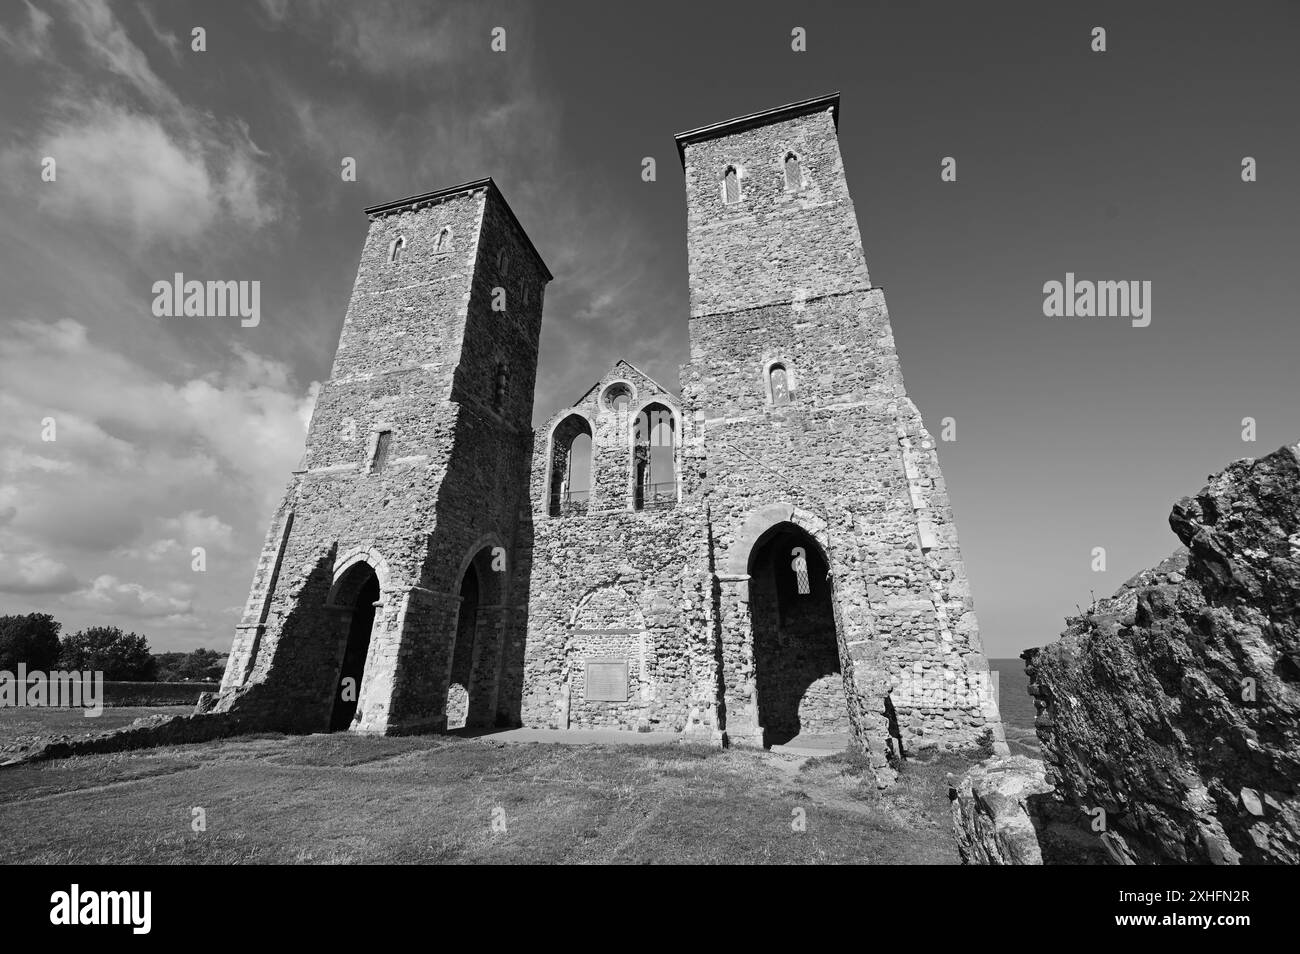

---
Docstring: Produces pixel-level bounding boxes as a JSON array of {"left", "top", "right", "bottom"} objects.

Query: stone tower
[
  {"left": 209, "top": 97, "right": 1002, "bottom": 772},
  {"left": 213, "top": 178, "right": 550, "bottom": 735},
  {"left": 676, "top": 93, "right": 1005, "bottom": 761}
]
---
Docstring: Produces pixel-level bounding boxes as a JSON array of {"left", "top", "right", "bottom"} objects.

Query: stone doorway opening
[
  {"left": 329, "top": 565, "right": 380, "bottom": 731},
  {"left": 446, "top": 562, "right": 480, "bottom": 729},
  {"left": 447, "top": 545, "right": 504, "bottom": 731},
  {"left": 748, "top": 523, "right": 850, "bottom": 747}
]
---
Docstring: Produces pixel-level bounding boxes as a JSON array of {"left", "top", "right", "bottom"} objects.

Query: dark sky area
[{"left": 0, "top": 1, "right": 1295, "bottom": 657}]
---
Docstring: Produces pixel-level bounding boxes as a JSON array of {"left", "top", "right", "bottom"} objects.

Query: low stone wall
[
  {"left": 103, "top": 681, "right": 219, "bottom": 706},
  {"left": 0, "top": 711, "right": 268, "bottom": 768}
]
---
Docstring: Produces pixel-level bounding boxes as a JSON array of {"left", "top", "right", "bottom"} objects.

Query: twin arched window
[
  {"left": 390, "top": 228, "right": 454, "bottom": 263},
  {"left": 720, "top": 152, "right": 804, "bottom": 205}
]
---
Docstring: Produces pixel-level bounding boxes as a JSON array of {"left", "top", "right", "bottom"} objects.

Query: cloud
[
  {"left": 0, "top": 317, "right": 314, "bottom": 636},
  {"left": 0, "top": 319, "right": 315, "bottom": 542},
  {"left": 68, "top": 574, "right": 193, "bottom": 619},
  {"left": 136, "top": 2, "right": 182, "bottom": 62},
  {"left": 162, "top": 511, "right": 236, "bottom": 551},
  {"left": 0, "top": 0, "right": 54, "bottom": 63},
  {"left": 0, "top": 1, "right": 281, "bottom": 246},
  {"left": 257, "top": 0, "right": 470, "bottom": 76},
  {"left": 29, "top": 105, "right": 223, "bottom": 243},
  {"left": 0, "top": 552, "right": 79, "bottom": 595}
]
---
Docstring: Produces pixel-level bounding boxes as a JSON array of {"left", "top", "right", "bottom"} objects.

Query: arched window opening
[
  {"left": 388, "top": 235, "right": 406, "bottom": 263},
  {"left": 769, "top": 364, "right": 791, "bottom": 405},
  {"left": 497, "top": 248, "right": 511, "bottom": 276},
  {"left": 723, "top": 166, "right": 740, "bottom": 204},
  {"left": 784, "top": 152, "right": 801, "bottom": 190},
  {"left": 633, "top": 402, "right": 677, "bottom": 510},
  {"left": 434, "top": 227, "right": 452, "bottom": 252},
  {"left": 549, "top": 415, "right": 593, "bottom": 517}
]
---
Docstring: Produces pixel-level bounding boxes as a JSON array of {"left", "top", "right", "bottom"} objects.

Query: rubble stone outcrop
[{"left": 1023, "top": 444, "right": 1300, "bottom": 864}]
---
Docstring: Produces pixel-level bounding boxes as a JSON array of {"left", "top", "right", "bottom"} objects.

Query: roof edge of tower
[
  {"left": 673, "top": 92, "right": 840, "bottom": 166},
  {"left": 363, "top": 177, "right": 553, "bottom": 282}
]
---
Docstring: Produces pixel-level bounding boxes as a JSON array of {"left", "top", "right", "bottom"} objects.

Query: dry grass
[{"left": 0, "top": 730, "right": 973, "bottom": 864}]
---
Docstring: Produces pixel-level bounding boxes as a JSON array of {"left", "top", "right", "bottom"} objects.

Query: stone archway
[
  {"left": 328, "top": 560, "right": 381, "bottom": 731},
  {"left": 748, "top": 522, "right": 850, "bottom": 745},
  {"left": 714, "top": 503, "right": 847, "bottom": 749},
  {"left": 446, "top": 542, "right": 505, "bottom": 730}
]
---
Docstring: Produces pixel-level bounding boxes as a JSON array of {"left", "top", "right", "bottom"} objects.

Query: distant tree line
[{"left": 0, "top": 613, "right": 225, "bottom": 682}]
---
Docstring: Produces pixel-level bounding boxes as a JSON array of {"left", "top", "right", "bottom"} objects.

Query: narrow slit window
[
  {"left": 371, "top": 430, "right": 393, "bottom": 471},
  {"left": 723, "top": 166, "right": 740, "bottom": 204},
  {"left": 770, "top": 364, "right": 790, "bottom": 405},
  {"left": 494, "top": 361, "right": 510, "bottom": 412},
  {"left": 434, "top": 227, "right": 452, "bottom": 252},
  {"left": 784, "top": 153, "right": 801, "bottom": 190},
  {"left": 389, "top": 235, "right": 406, "bottom": 263}
]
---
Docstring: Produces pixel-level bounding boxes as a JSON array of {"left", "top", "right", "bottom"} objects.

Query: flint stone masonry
[{"left": 206, "top": 95, "right": 1003, "bottom": 785}]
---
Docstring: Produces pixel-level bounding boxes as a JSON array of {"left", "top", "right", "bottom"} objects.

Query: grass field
[{"left": 0, "top": 731, "right": 974, "bottom": 864}]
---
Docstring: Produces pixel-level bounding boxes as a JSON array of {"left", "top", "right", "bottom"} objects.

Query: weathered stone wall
[
  {"left": 1025, "top": 444, "right": 1300, "bottom": 864},
  {"left": 522, "top": 362, "right": 702, "bottom": 732},
  {"left": 215, "top": 182, "right": 549, "bottom": 736},
  {"left": 678, "top": 97, "right": 1002, "bottom": 763}
]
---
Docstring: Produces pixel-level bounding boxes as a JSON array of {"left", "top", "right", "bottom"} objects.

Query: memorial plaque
[{"left": 585, "top": 659, "right": 629, "bottom": 702}]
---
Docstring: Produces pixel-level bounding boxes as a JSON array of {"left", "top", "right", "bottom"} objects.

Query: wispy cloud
[{"left": 0, "top": 0, "right": 282, "bottom": 248}]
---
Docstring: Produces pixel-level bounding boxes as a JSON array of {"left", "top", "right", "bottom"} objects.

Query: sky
[{"left": 0, "top": 0, "right": 1296, "bottom": 657}]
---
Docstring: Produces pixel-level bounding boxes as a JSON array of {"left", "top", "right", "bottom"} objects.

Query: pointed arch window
[
  {"left": 784, "top": 152, "right": 802, "bottom": 191},
  {"left": 632, "top": 402, "right": 677, "bottom": 510},
  {"left": 549, "top": 415, "right": 593, "bottom": 517},
  {"left": 434, "top": 227, "right": 452, "bottom": 252},
  {"left": 388, "top": 235, "right": 406, "bottom": 263},
  {"left": 723, "top": 166, "right": 740, "bottom": 204}
]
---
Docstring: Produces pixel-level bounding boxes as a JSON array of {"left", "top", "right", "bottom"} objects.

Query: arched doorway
[
  {"left": 446, "top": 563, "right": 480, "bottom": 730},
  {"left": 329, "top": 564, "right": 380, "bottom": 731},
  {"left": 748, "top": 523, "right": 849, "bottom": 746},
  {"left": 446, "top": 545, "right": 505, "bottom": 730}
]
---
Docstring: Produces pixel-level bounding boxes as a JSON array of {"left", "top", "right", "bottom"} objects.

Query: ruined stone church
[{"left": 213, "top": 94, "right": 1005, "bottom": 769}]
